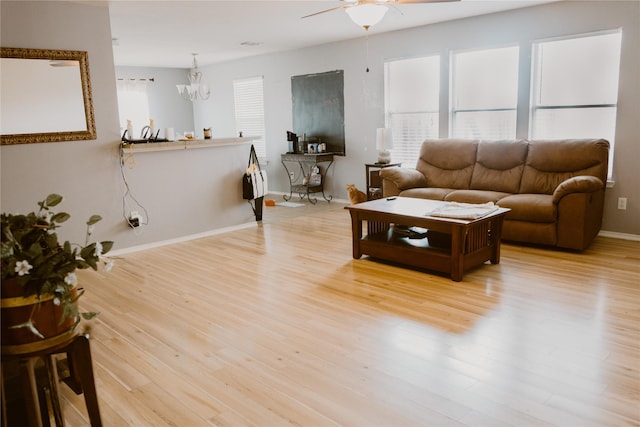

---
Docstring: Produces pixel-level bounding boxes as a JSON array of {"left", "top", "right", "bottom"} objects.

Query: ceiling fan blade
[{"left": 301, "top": 5, "right": 346, "bottom": 19}]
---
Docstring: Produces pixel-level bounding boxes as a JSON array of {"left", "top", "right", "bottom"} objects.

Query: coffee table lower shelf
[{"left": 359, "top": 228, "right": 497, "bottom": 281}]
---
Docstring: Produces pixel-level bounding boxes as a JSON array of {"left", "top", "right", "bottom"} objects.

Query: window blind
[
  {"left": 530, "top": 30, "right": 621, "bottom": 177},
  {"left": 450, "top": 46, "right": 519, "bottom": 140},
  {"left": 384, "top": 56, "right": 440, "bottom": 167},
  {"left": 233, "top": 76, "right": 266, "bottom": 159}
]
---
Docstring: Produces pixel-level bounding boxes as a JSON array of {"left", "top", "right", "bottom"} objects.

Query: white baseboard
[
  {"left": 109, "top": 222, "right": 258, "bottom": 256},
  {"left": 598, "top": 230, "right": 640, "bottom": 241}
]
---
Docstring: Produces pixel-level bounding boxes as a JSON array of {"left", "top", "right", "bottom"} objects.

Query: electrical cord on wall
[{"left": 119, "top": 144, "right": 149, "bottom": 234}]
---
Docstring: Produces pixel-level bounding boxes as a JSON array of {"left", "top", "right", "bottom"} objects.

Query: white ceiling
[{"left": 108, "top": 0, "right": 558, "bottom": 68}]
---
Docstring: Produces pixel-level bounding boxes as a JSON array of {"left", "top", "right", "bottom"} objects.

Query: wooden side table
[
  {"left": 1, "top": 333, "right": 102, "bottom": 426},
  {"left": 365, "top": 163, "right": 401, "bottom": 200}
]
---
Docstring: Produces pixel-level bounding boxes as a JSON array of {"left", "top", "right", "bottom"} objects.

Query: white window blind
[
  {"left": 451, "top": 46, "right": 519, "bottom": 139},
  {"left": 384, "top": 55, "right": 440, "bottom": 167},
  {"left": 233, "top": 76, "right": 266, "bottom": 159},
  {"left": 116, "top": 79, "right": 151, "bottom": 139},
  {"left": 530, "top": 30, "right": 621, "bottom": 177}
]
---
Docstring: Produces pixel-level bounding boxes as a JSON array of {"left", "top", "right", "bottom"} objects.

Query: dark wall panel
[{"left": 292, "top": 70, "right": 345, "bottom": 155}]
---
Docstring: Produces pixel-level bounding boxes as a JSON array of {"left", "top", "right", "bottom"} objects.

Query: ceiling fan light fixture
[{"left": 345, "top": 3, "right": 388, "bottom": 30}]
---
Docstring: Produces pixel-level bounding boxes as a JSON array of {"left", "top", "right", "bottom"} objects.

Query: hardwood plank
[{"left": 49, "top": 204, "right": 640, "bottom": 426}]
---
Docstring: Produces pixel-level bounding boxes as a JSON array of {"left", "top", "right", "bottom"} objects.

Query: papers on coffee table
[{"left": 426, "top": 202, "right": 500, "bottom": 220}]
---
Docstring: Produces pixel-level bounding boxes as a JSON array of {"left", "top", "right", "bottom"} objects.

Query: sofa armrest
[
  {"left": 380, "top": 168, "right": 427, "bottom": 192},
  {"left": 552, "top": 175, "right": 604, "bottom": 203}
]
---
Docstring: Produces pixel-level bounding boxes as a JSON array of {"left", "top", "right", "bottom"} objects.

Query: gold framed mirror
[{"left": 1, "top": 47, "right": 96, "bottom": 145}]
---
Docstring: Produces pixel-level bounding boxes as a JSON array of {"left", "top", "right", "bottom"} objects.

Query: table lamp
[{"left": 376, "top": 128, "right": 393, "bottom": 164}]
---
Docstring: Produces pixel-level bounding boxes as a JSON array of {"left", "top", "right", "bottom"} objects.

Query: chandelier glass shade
[
  {"left": 176, "top": 54, "right": 210, "bottom": 101},
  {"left": 345, "top": 3, "right": 389, "bottom": 30}
]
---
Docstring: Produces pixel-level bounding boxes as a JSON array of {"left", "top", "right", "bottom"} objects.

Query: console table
[{"left": 281, "top": 153, "right": 334, "bottom": 204}]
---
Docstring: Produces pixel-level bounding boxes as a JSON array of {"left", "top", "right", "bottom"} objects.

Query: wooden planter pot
[{"left": 1, "top": 279, "right": 76, "bottom": 356}]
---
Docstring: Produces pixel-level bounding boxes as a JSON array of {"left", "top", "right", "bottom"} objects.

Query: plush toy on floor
[{"left": 346, "top": 184, "right": 367, "bottom": 204}]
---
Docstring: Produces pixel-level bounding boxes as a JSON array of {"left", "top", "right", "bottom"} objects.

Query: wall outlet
[
  {"left": 128, "top": 210, "right": 143, "bottom": 227},
  {"left": 617, "top": 197, "right": 627, "bottom": 210}
]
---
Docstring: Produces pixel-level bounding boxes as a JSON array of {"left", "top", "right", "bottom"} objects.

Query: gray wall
[
  {"left": 194, "top": 0, "right": 639, "bottom": 237},
  {"left": 1, "top": 0, "right": 638, "bottom": 252},
  {"left": 1, "top": 1, "right": 122, "bottom": 249}
]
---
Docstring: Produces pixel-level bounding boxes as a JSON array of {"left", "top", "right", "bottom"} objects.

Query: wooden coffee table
[{"left": 345, "top": 197, "right": 510, "bottom": 281}]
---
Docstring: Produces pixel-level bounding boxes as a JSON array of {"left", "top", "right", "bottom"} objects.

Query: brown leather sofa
[{"left": 380, "top": 138, "right": 609, "bottom": 250}]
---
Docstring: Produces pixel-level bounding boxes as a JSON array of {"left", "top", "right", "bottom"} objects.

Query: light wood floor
[{"left": 60, "top": 201, "right": 639, "bottom": 426}]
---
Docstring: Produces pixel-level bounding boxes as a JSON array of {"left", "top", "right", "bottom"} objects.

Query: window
[
  {"left": 450, "top": 46, "right": 519, "bottom": 139},
  {"left": 530, "top": 31, "right": 622, "bottom": 177},
  {"left": 384, "top": 56, "right": 440, "bottom": 167},
  {"left": 234, "top": 76, "right": 266, "bottom": 159},
  {"left": 116, "top": 79, "right": 151, "bottom": 139}
]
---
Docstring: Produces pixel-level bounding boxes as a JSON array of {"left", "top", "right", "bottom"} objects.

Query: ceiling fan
[{"left": 302, "top": 0, "right": 460, "bottom": 31}]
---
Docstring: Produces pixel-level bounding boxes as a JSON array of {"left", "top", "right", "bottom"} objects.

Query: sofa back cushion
[
  {"left": 470, "top": 140, "right": 528, "bottom": 193},
  {"left": 416, "top": 139, "right": 478, "bottom": 190},
  {"left": 520, "top": 139, "right": 610, "bottom": 194}
]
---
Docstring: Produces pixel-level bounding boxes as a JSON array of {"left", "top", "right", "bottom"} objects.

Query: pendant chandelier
[{"left": 176, "top": 53, "right": 210, "bottom": 101}]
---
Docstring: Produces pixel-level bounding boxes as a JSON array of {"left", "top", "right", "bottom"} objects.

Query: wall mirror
[{"left": 1, "top": 47, "right": 96, "bottom": 145}]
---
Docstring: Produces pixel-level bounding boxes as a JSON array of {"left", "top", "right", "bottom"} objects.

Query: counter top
[{"left": 121, "top": 136, "right": 258, "bottom": 153}]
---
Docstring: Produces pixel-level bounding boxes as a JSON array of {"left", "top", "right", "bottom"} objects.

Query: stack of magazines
[{"left": 426, "top": 202, "right": 499, "bottom": 219}]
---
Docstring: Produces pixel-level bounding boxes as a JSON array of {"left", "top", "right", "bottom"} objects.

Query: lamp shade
[
  {"left": 345, "top": 4, "right": 388, "bottom": 30},
  {"left": 376, "top": 128, "right": 393, "bottom": 150}
]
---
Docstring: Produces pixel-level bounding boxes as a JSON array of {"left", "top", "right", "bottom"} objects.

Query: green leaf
[
  {"left": 86, "top": 215, "right": 102, "bottom": 226},
  {"left": 100, "top": 241, "right": 114, "bottom": 254},
  {"left": 45, "top": 194, "right": 63, "bottom": 207},
  {"left": 51, "top": 212, "right": 70, "bottom": 224},
  {"left": 80, "top": 244, "right": 94, "bottom": 259},
  {"left": 81, "top": 311, "right": 99, "bottom": 320},
  {"left": 80, "top": 245, "right": 98, "bottom": 270},
  {"left": 44, "top": 233, "right": 60, "bottom": 251},
  {"left": 70, "top": 288, "right": 85, "bottom": 303},
  {"left": 26, "top": 241, "right": 44, "bottom": 258},
  {"left": 1, "top": 241, "right": 14, "bottom": 258}
]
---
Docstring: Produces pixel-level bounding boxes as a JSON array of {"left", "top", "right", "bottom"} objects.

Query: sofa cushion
[
  {"left": 470, "top": 140, "right": 528, "bottom": 193},
  {"left": 416, "top": 139, "right": 478, "bottom": 190},
  {"left": 444, "top": 190, "right": 511, "bottom": 204},
  {"left": 400, "top": 187, "right": 454, "bottom": 201},
  {"left": 498, "top": 194, "right": 556, "bottom": 222},
  {"left": 519, "top": 139, "right": 609, "bottom": 194}
]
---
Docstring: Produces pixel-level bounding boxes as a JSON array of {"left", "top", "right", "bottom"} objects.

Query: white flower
[
  {"left": 15, "top": 260, "right": 33, "bottom": 276},
  {"left": 94, "top": 242, "right": 103, "bottom": 257},
  {"left": 53, "top": 297, "right": 61, "bottom": 306},
  {"left": 38, "top": 211, "right": 53, "bottom": 223},
  {"left": 104, "top": 260, "right": 114, "bottom": 272},
  {"left": 64, "top": 272, "right": 77, "bottom": 285},
  {"left": 87, "top": 224, "right": 95, "bottom": 235}
]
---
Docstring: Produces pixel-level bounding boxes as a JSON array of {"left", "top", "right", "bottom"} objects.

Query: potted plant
[{"left": 1, "top": 194, "right": 113, "bottom": 352}]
